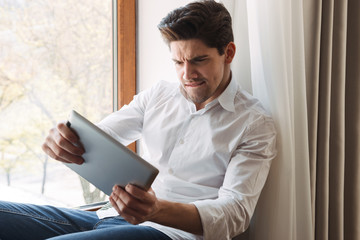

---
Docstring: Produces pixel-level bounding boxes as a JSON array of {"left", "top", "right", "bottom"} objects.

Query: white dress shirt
[{"left": 96, "top": 78, "right": 277, "bottom": 240}]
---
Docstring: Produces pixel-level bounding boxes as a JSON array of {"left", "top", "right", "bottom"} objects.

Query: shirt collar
[
  {"left": 217, "top": 75, "right": 237, "bottom": 113},
  {"left": 177, "top": 74, "right": 238, "bottom": 113}
]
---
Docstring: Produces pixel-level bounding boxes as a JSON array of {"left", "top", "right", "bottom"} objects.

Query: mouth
[{"left": 184, "top": 81, "right": 205, "bottom": 88}]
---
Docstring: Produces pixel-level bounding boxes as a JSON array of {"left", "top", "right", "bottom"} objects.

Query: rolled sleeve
[
  {"left": 193, "top": 194, "right": 250, "bottom": 240},
  {"left": 193, "top": 116, "right": 277, "bottom": 240}
]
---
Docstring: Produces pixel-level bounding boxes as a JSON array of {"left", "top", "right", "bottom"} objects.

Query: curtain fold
[
  {"left": 344, "top": 1, "right": 360, "bottom": 239},
  {"left": 327, "top": 1, "right": 347, "bottom": 239},
  {"left": 231, "top": 0, "right": 359, "bottom": 239},
  {"left": 302, "top": 0, "right": 321, "bottom": 232},
  {"left": 244, "top": 0, "right": 313, "bottom": 239},
  {"left": 304, "top": 0, "right": 360, "bottom": 239}
]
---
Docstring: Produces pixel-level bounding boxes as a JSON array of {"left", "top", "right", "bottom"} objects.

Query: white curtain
[{"left": 224, "top": 0, "right": 313, "bottom": 239}]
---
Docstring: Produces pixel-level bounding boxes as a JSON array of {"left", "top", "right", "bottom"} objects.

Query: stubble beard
[{"left": 180, "top": 83, "right": 211, "bottom": 105}]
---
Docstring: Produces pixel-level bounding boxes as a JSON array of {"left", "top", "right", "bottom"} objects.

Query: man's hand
[
  {"left": 109, "top": 185, "right": 159, "bottom": 225},
  {"left": 109, "top": 184, "right": 204, "bottom": 235},
  {"left": 42, "top": 122, "right": 85, "bottom": 165}
]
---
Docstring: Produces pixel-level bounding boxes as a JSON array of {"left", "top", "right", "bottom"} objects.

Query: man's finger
[
  {"left": 56, "top": 123, "right": 85, "bottom": 154},
  {"left": 109, "top": 193, "right": 145, "bottom": 224},
  {"left": 43, "top": 135, "right": 84, "bottom": 165},
  {"left": 125, "top": 184, "right": 155, "bottom": 203},
  {"left": 41, "top": 144, "right": 72, "bottom": 164},
  {"left": 112, "top": 185, "right": 152, "bottom": 216}
]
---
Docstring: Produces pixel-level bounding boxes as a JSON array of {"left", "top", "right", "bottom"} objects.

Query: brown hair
[{"left": 158, "top": 0, "right": 234, "bottom": 55}]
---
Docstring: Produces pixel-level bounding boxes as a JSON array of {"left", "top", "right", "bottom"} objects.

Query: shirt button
[
  {"left": 179, "top": 139, "right": 184, "bottom": 144},
  {"left": 168, "top": 168, "right": 174, "bottom": 174}
]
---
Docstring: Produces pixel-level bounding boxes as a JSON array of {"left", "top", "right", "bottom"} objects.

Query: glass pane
[{"left": 0, "top": 0, "right": 112, "bottom": 207}]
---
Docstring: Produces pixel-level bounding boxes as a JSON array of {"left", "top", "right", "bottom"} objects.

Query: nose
[{"left": 183, "top": 62, "right": 198, "bottom": 80}]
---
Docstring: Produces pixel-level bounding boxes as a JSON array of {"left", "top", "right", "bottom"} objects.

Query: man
[{"left": 0, "top": 1, "right": 276, "bottom": 239}]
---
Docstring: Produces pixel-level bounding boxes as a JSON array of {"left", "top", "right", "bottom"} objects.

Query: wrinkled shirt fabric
[{"left": 96, "top": 78, "right": 277, "bottom": 240}]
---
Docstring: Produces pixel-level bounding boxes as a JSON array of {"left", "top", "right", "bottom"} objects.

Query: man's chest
[{"left": 141, "top": 100, "right": 245, "bottom": 185}]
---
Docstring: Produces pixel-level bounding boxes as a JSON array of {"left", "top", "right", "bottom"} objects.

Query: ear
[{"left": 224, "top": 42, "right": 236, "bottom": 64}]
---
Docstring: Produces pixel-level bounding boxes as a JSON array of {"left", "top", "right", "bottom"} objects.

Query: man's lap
[{"left": 0, "top": 200, "right": 171, "bottom": 240}]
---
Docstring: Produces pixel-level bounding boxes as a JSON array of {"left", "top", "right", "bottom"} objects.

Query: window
[{"left": 0, "top": 0, "right": 114, "bottom": 207}]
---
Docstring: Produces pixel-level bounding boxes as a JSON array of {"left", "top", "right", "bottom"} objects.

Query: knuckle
[
  {"left": 120, "top": 206, "right": 133, "bottom": 216},
  {"left": 49, "top": 127, "right": 57, "bottom": 137},
  {"left": 53, "top": 148, "right": 65, "bottom": 158},
  {"left": 56, "top": 137, "right": 67, "bottom": 148},
  {"left": 41, "top": 143, "right": 47, "bottom": 152},
  {"left": 143, "top": 206, "right": 152, "bottom": 215},
  {"left": 49, "top": 127, "right": 55, "bottom": 134},
  {"left": 44, "top": 135, "right": 52, "bottom": 143},
  {"left": 118, "top": 204, "right": 128, "bottom": 213},
  {"left": 125, "top": 199, "right": 136, "bottom": 208},
  {"left": 56, "top": 122, "right": 65, "bottom": 130}
]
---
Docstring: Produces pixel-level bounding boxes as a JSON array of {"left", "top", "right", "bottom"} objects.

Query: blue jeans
[{"left": 0, "top": 201, "right": 172, "bottom": 240}]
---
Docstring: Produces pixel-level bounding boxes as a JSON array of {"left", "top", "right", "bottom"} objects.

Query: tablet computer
[{"left": 64, "top": 110, "right": 159, "bottom": 196}]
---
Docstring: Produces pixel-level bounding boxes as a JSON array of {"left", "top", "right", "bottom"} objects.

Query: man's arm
[{"left": 109, "top": 184, "right": 203, "bottom": 235}]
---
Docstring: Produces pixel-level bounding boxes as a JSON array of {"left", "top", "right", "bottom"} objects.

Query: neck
[{"left": 194, "top": 70, "right": 232, "bottom": 111}]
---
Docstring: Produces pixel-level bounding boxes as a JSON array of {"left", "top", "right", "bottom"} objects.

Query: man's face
[{"left": 170, "top": 39, "right": 233, "bottom": 110}]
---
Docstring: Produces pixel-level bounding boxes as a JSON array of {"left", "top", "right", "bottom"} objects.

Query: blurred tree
[
  {"left": 0, "top": 70, "right": 25, "bottom": 111},
  {"left": 80, "top": 177, "right": 106, "bottom": 204},
  {"left": 0, "top": 137, "right": 28, "bottom": 186},
  {"left": 0, "top": 0, "right": 112, "bottom": 205}
]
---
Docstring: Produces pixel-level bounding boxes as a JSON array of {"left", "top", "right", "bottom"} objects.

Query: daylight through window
[{"left": 0, "top": 0, "right": 113, "bottom": 207}]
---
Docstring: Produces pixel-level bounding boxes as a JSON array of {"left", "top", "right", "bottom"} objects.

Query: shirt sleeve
[
  {"left": 193, "top": 115, "right": 277, "bottom": 240},
  {"left": 97, "top": 82, "right": 157, "bottom": 146}
]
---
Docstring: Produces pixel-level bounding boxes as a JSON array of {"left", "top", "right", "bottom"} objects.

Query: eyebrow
[
  {"left": 172, "top": 55, "right": 209, "bottom": 63},
  {"left": 191, "top": 55, "right": 208, "bottom": 61}
]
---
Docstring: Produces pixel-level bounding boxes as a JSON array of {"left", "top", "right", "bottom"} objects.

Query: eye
[
  {"left": 173, "top": 60, "right": 183, "bottom": 66},
  {"left": 191, "top": 57, "right": 207, "bottom": 64}
]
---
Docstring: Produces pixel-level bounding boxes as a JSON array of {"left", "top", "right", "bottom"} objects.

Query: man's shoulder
[
  {"left": 154, "top": 80, "right": 178, "bottom": 91},
  {"left": 138, "top": 80, "right": 179, "bottom": 105},
  {"left": 146, "top": 80, "right": 179, "bottom": 97},
  {"left": 144, "top": 80, "right": 177, "bottom": 93},
  {"left": 233, "top": 88, "right": 271, "bottom": 118}
]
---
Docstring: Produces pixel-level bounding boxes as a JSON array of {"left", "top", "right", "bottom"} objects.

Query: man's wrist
[{"left": 148, "top": 199, "right": 203, "bottom": 235}]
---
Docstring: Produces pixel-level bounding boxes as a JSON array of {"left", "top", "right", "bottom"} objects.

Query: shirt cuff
[{"left": 192, "top": 197, "right": 250, "bottom": 240}]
